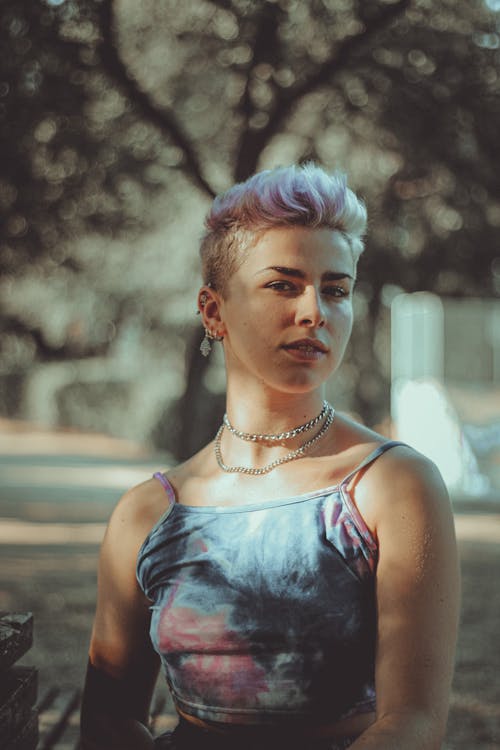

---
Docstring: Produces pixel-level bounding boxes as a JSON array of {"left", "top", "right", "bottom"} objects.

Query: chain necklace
[
  {"left": 223, "top": 400, "right": 329, "bottom": 443},
  {"left": 214, "top": 403, "right": 335, "bottom": 475}
]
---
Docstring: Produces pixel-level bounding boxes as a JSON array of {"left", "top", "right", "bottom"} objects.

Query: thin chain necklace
[
  {"left": 214, "top": 403, "right": 335, "bottom": 475},
  {"left": 223, "top": 400, "right": 329, "bottom": 443}
]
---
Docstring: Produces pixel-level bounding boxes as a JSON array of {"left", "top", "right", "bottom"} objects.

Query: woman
[{"left": 80, "top": 163, "right": 460, "bottom": 750}]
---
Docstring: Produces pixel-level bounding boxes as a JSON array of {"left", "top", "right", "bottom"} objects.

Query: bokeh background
[{"left": 0, "top": 0, "right": 499, "bottom": 747}]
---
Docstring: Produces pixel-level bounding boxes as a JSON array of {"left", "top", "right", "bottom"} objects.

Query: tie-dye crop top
[{"left": 136, "top": 441, "right": 403, "bottom": 727}]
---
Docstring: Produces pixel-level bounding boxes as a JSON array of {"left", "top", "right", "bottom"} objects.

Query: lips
[{"left": 283, "top": 338, "right": 329, "bottom": 353}]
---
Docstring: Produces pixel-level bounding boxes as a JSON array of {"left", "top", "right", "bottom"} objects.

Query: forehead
[{"left": 242, "top": 226, "right": 355, "bottom": 276}]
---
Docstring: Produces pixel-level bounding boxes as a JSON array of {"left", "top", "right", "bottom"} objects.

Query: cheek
[
  {"left": 246, "top": 303, "right": 286, "bottom": 336},
  {"left": 332, "top": 303, "right": 353, "bottom": 336}
]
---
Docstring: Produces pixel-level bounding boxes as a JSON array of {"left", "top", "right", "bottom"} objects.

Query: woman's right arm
[{"left": 80, "top": 484, "right": 161, "bottom": 750}]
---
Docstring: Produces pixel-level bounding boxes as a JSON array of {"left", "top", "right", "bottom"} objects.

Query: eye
[
  {"left": 265, "top": 281, "right": 296, "bottom": 292},
  {"left": 322, "top": 285, "right": 349, "bottom": 298}
]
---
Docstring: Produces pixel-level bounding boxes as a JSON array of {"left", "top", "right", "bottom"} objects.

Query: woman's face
[{"left": 217, "top": 226, "right": 356, "bottom": 395}]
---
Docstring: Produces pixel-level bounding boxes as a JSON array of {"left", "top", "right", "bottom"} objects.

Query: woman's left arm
[{"left": 350, "top": 447, "right": 461, "bottom": 749}]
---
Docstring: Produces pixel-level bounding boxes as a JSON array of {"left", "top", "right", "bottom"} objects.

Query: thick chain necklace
[
  {"left": 214, "top": 403, "right": 335, "bottom": 475},
  {"left": 223, "top": 400, "right": 329, "bottom": 443}
]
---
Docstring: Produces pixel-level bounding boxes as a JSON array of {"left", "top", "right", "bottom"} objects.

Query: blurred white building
[{"left": 391, "top": 293, "right": 500, "bottom": 500}]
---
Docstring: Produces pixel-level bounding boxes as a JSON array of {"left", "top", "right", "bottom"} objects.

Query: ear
[{"left": 197, "top": 286, "right": 226, "bottom": 338}]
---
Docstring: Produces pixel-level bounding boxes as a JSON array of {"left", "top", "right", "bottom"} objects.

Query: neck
[
  {"left": 224, "top": 383, "right": 326, "bottom": 440},
  {"left": 218, "top": 385, "right": 331, "bottom": 472}
]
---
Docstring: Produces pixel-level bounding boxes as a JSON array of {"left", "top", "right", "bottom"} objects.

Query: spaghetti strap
[
  {"left": 340, "top": 440, "right": 407, "bottom": 487},
  {"left": 153, "top": 472, "right": 177, "bottom": 506}
]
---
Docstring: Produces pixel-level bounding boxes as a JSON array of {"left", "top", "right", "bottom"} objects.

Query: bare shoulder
[
  {"left": 354, "top": 441, "right": 453, "bottom": 538},
  {"left": 334, "top": 410, "right": 447, "bottom": 500},
  {"left": 362, "top": 443, "right": 448, "bottom": 503},
  {"left": 104, "top": 476, "right": 172, "bottom": 553}
]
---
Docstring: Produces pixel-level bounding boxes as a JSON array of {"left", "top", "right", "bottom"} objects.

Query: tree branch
[
  {"left": 234, "top": 0, "right": 412, "bottom": 180},
  {"left": 98, "top": 0, "right": 216, "bottom": 198},
  {"left": 233, "top": 3, "right": 285, "bottom": 182},
  {"left": 0, "top": 314, "right": 110, "bottom": 361},
  {"left": 207, "top": 0, "right": 237, "bottom": 11}
]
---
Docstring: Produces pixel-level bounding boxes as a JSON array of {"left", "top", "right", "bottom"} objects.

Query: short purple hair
[{"left": 200, "top": 162, "right": 367, "bottom": 293}]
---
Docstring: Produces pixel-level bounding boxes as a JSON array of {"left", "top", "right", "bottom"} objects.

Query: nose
[{"left": 295, "top": 286, "right": 326, "bottom": 328}]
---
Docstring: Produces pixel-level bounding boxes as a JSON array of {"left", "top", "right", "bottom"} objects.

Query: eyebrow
[{"left": 257, "top": 266, "right": 355, "bottom": 281}]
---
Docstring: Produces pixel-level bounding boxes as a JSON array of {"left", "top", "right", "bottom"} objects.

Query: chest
[
  {"left": 140, "top": 491, "right": 377, "bottom": 614},
  {"left": 176, "top": 461, "right": 345, "bottom": 509}
]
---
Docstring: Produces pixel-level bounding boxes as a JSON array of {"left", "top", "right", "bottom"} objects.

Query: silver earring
[
  {"left": 200, "top": 330, "right": 212, "bottom": 357},
  {"left": 200, "top": 328, "right": 223, "bottom": 356}
]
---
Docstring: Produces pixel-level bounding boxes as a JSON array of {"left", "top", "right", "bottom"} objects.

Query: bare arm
[
  {"left": 80, "top": 484, "right": 162, "bottom": 750},
  {"left": 350, "top": 448, "right": 460, "bottom": 749}
]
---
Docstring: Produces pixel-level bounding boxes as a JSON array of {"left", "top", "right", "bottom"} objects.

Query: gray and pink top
[{"left": 136, "top": 441, "right": 403, "bottom": 727}]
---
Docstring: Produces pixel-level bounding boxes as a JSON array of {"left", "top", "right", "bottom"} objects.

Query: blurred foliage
[{"left": 1, "top": 0, "right": 499, "bottom": 454}]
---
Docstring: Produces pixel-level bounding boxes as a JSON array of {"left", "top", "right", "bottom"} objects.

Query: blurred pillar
[
  {"left": 390, "top": 293, "right": 481, "bottom": 496},
  {"left": 490, "top": 304, "right": 500, "bottom": 382},
  {"left": 391, "top": 292, "right": 444, "bottom": 382}
]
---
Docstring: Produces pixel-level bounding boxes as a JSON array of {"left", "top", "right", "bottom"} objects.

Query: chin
[
  {"left": 276, "top": 362, "right": 340, "bottom": 390},
  {"left": 270, "top": 373, "right": 332, "bottom": 394}
]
